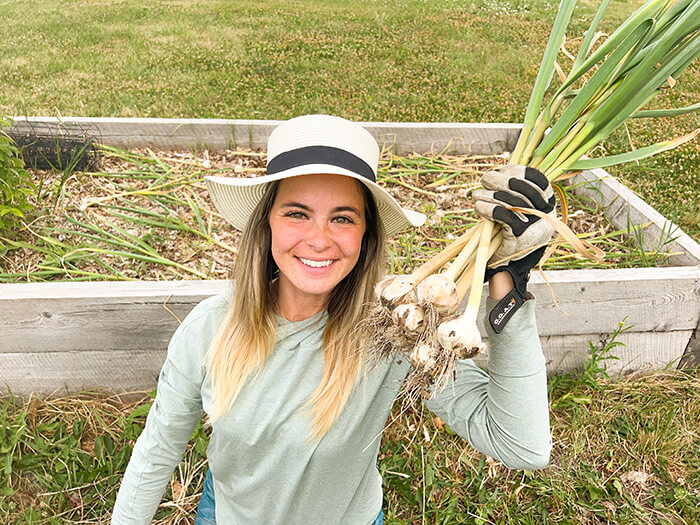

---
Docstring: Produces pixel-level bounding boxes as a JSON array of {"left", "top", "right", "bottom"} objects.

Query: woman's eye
[
  {"left": 286, "top": 211, "right": 307, "bottom": 219},
  {"left": 333, "top": 216, "right": 354, "bottom": 224}
]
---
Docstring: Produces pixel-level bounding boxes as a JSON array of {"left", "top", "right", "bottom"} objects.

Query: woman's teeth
[{"left": 299, "top": 257, "right": 333, "bottom": 268}]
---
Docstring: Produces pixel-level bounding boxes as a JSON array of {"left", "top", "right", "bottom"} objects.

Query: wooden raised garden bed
[{"left": 1, "top": 117, "right": 699, "bottom": 397}]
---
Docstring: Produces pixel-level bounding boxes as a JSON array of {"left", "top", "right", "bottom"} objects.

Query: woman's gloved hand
[{"left": 473, "top": 165, "right": 556, "bottom": 332}]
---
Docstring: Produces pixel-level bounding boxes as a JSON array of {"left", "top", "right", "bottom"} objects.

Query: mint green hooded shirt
[{"left": 111, "top": 291, "right": 551, "bottom": 524}]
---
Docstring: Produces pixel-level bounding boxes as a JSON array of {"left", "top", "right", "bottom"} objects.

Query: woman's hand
[
  {"left": 473, "top": 165, "right": 556, "bottom": 332},
  {"left": 474, "top": 164, "right": 556, "bottom": 297}
]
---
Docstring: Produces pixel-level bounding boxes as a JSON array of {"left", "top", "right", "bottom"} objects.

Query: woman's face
[{"left": 269, "top": 174, "right": 366, "bottom": 318}]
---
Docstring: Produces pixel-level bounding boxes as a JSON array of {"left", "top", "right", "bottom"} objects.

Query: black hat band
[{"left": 266, "top": 146, "right": 376, "bottom": 182}]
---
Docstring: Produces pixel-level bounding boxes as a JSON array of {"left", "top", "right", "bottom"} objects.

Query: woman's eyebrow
[
  {"left": 332, "top": 206, "right": 362, "bottom": 215},
  {"left": 279, "top": 202, "right": 361, "bottom": 215},
  {"left": 279, "top": 201, "right": 311, "bottom": 210}
]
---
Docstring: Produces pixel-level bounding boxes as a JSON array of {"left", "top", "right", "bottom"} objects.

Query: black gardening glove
[{"left": 473, "top": 165, "right": 556, "bottom": 331}]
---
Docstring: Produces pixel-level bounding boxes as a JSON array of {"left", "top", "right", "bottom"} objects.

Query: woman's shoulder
[
  {"left": 159, "top": 290, "right": 232, "bottom": 388},
  {"left": 167, "top": 289, "right": 232, "bottom": 357},
  {"left": 181, "top": 290, "right": 231, "bottom": 329}
]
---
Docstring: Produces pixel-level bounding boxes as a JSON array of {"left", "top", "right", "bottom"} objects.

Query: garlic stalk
[
  {"left": 436, "top": 220, "right": 495, "bottom": 357},
  {"left": 375, "top": 226, "right": 478, "bottom": 306},
  {"left": 453, "top": 229, "right": 503, "bottom": 303},
  {"left": 415, "top": 222, "right": 484, "bottom": 314}
]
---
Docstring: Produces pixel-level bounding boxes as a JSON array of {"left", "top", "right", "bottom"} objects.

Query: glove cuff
[
  {"left": 485, "top": 264, "right": 529, "bottom": 297},
  {"left": 488, "top": 286, "right": 527, "bottom": 334},
  {"left": 484, "top": 245, "right": 545, "bottom": 296}
]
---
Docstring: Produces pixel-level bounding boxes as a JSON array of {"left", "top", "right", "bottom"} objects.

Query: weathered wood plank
[
  {"left": 525, "top": 266, "right": 700, "bottom": 336},
  {"left": 2, "top": 329, "right": 690, "bottom": 397},
  {"left": 2, "top": 267, "right": 697, "bottom": 353},
  {"left": 367, "top": 122, "right": 521, "bottom": 155},
  {"left": 0, "top": 349, "right": 166, "bottom": 397},
  {"left": 0, "top": 279, "right": 227, "bottom": 300},
  {"left": 0, "top": 280, "right": 228, "bottom": 353},
  {"left": 472, "top": 330, "right": 693, "bottom": 377},
  {"left": 543, "top": 330, "right": 692, "bottom": 376},
  {"left": 8, "top": 117, "right": 522, "bottom": 156},
  {"left": 571, "top": 168, "right": 700, "bottom": 266}
]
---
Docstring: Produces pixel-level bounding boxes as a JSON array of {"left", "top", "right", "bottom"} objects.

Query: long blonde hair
[{"left": 205, "top": 179, "right": 385, "bottom": 440}]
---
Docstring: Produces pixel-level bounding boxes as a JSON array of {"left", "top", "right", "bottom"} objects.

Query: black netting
[{"left": 8, "top": 122, "right": 101, "bottom": 171}]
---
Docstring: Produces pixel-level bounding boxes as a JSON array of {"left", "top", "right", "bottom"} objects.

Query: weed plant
[{"left": 0, "top": 116, "right": 35, "bottom": 233}]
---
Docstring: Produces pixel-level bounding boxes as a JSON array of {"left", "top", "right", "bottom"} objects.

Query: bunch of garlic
[{"left": 372, "top": 221, "right": 501, "bottom": 398}]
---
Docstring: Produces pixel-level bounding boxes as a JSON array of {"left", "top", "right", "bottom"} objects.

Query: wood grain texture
[
  {"left": 542, "top": 330, "right": 691, "bottom": 376},
  {"left": 473, "top": 266, "right": 700, "bottom": 336},
  {"left": 2, "top": 330, "right": 690, "bottom": 397},
  {"left": 523, "top": 266, "right": 700, "bottom": 336},
  {"left": 2, "top": 268, "right": 698, "bottom": 353},
  {"left": 472, "top": 330, "right": 692, "bottom": 377},
  {"left": 0, "top": 278, "right": 227, "bottom": 300},
  {"left": 8, "top": 117, "right": 522, "bottom": 156},
  {"left": 0, "top": 349, "right": 166, "bottom": 397},
  {"left": 571, "top": 168, "right": 700, "bottom": 266},
  {"left": 0, "top": 280, "right": 228, "bottom": 353}
]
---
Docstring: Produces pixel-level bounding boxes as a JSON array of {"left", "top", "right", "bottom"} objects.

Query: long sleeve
[
  {"left": 111, "top": 296, "right": 226, "bottom": 524},
  {"left": 425, "top": 297, "right": 551, "bottom": 470}
]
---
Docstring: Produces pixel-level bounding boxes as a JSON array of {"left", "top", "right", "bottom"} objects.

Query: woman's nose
[{"left": 305, "top": 220, "right": 333, "bottom": 251}]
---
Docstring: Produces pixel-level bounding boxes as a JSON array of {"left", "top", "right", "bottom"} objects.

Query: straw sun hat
[{"left": 205, "top": 114, "right": 426, "bottom": 237}]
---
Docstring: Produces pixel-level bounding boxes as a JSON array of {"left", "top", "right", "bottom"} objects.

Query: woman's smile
[{"left": 297, "top": 257, "right": 335, "bottom": 269}]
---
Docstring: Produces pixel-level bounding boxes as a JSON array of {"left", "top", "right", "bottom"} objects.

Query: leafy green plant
[
  {"left": 549, "top": 319, "right": 628, "bottom": 408},
  {"left": 0, "top": 115, "right": 35, "bottom": 233}
]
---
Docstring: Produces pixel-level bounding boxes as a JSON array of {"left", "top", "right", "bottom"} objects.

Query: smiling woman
[{"left": 110, "top": 115, "right": 554, "bottom": 525}]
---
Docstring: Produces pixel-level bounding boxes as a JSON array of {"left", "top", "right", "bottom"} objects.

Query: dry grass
[
  {"left": 2, "top": 360, "right": 698, "bottom": 524},
  {"left": 379, "top": 365, "right": 700, "bottom": 524}
]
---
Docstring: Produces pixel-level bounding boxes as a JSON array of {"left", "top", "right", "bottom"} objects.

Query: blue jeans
[{"left": 194, "top": 469, "right": 384, "bottom": 524}]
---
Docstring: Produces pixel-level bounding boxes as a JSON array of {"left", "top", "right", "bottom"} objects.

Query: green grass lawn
[{"left": 1, "top": 0, "right": 698, "bottom": 238}]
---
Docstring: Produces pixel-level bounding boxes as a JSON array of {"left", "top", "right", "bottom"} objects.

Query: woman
[{"left": 111, "top": 115, "right": 552, "bottom": 525}]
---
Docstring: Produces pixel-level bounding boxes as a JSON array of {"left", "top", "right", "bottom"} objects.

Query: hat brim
[{"left": 205, "top": 166, "right": 425, "bottom": 237}]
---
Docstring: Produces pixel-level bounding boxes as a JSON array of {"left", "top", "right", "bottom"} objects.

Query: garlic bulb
[
  {"left": 374, "top": 275, "right": 417, "bottom": 306},
  {"left": 416, "top": 274, "right": 459, "bottom": 315},
  {"left": 410, "top": 342, "right": 436, "bottom": 369},
  {"left": 392, "top": 303, "right": 425, "bottom": 333},
  {"left": 437, "top": 314, "right": 485, "bottom": 358}
]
